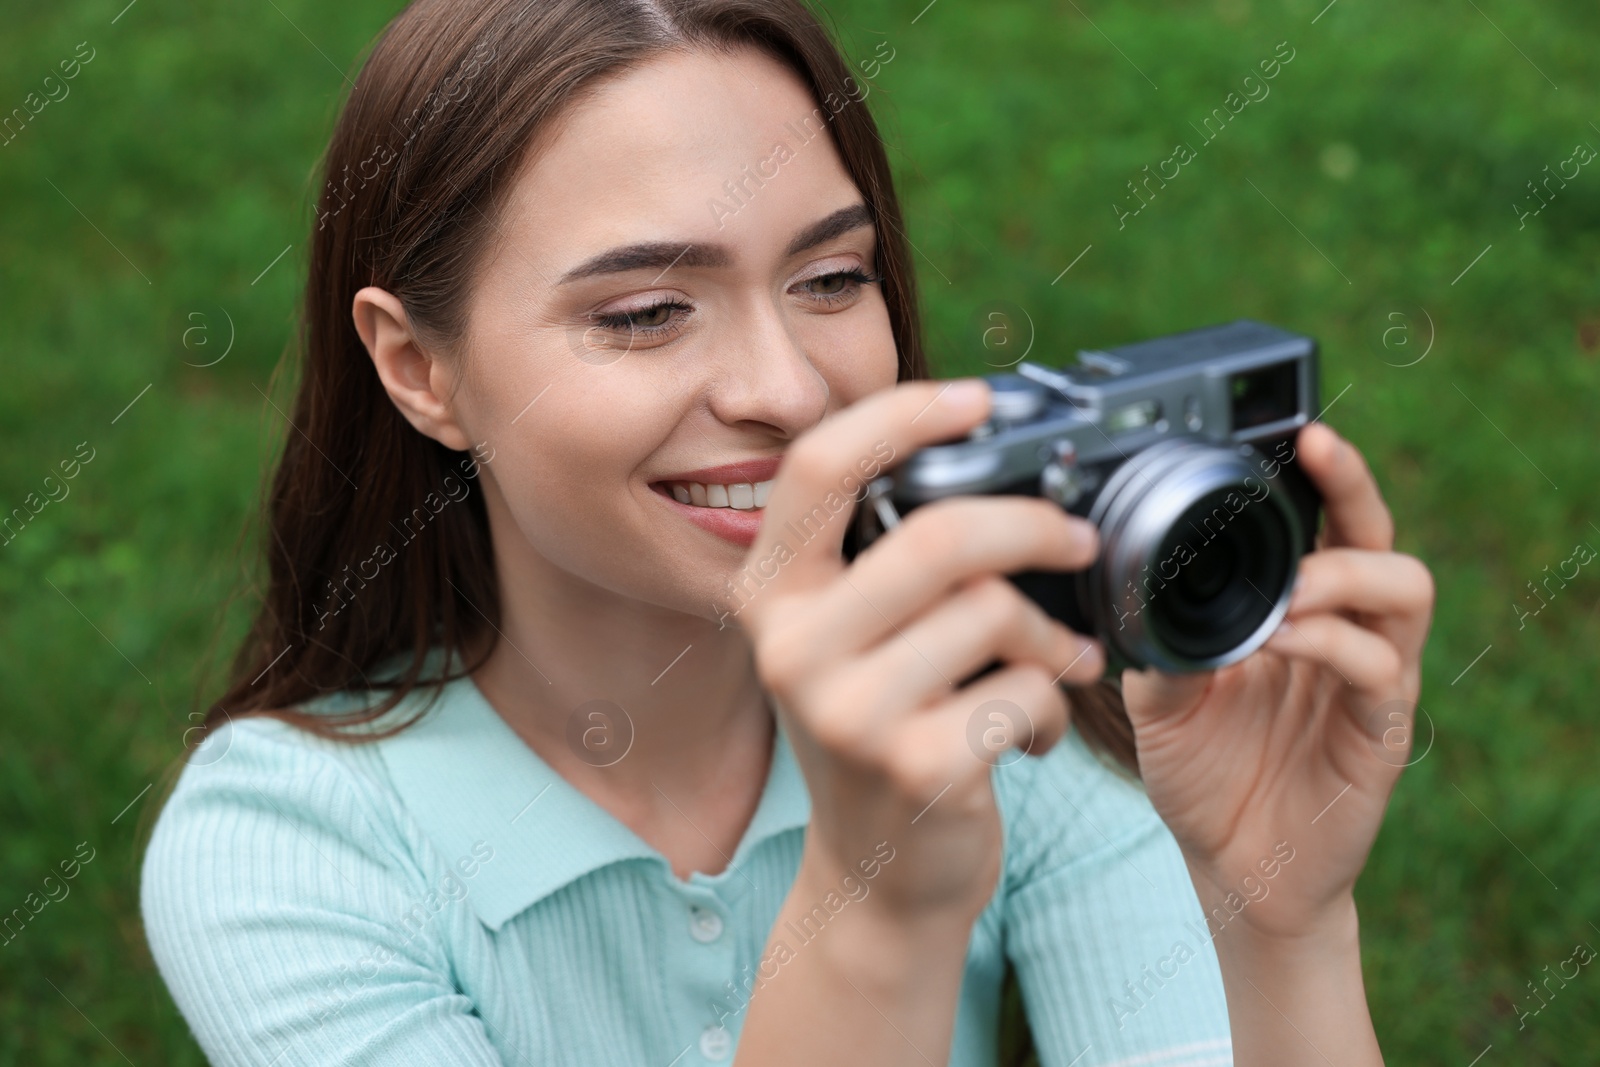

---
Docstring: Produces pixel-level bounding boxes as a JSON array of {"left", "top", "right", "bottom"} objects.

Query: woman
[{"left": 141, "top": 1, "right": 1434, "bottom": 1064}]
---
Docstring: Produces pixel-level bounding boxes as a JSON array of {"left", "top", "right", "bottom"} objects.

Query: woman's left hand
[{"left": 1121, "top": 420, "right": 1435, "bottom": 942}]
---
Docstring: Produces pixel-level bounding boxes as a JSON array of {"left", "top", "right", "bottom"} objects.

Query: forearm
[
  {"left": 733, "top": 853, "right": 979, "bottom": 1067},
  {"left": 1211, "top": 896, "right": 1384, "bottom": 1067}
]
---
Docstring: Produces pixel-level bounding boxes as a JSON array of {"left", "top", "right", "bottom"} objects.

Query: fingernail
[
  {"left": 1324, "top": 426, "right": 1348, "bottom": 464},
  {"left": 1076, "top": 520, "right": 1101, "bottom": 555},
  {"left": 944, "top": 378, "right": 988, "bottom": 411}
]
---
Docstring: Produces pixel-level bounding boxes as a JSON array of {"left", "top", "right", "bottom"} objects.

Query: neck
[{"left": 467, "top": 523, "right": 772, "bottom": 811}]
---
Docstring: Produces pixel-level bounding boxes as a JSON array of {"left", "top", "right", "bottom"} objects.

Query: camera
[{"left": 846, "top": 319, "right": 1324, "bottom": 675}]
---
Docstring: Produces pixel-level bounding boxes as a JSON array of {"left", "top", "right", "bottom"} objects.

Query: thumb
[{"left": 1120, "top": 666, "right": 1215, "bottom": 729}]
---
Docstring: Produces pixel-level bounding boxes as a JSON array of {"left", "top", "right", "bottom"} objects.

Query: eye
[
  {"left": 795, "top": 268, "right": 881, "bottom": 307},
  {"left": 590, "top": 299, "right": 692, "bottom": 340}
]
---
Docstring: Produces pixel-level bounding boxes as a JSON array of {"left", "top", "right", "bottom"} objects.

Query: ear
[{"left": 352, "top": 286, "right": 472, "bottom": 452}]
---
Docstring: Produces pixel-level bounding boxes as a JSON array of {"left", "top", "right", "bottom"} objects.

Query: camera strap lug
[{"left": 865, "top": 475, "right": 902, "bottom": 532}]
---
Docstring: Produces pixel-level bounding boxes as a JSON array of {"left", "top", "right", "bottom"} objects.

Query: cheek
[
  {"left": 798, "top": 297, "right": 901, "bottom": 405},
  {"left": 498, "top": 384, "right": 674, "bottom": 517},
  {"left": 485, "top": 373, "right": 694, "bottom": 563},
  {"left": 454, "top": 312, "right": 668, "bottom": 502}
]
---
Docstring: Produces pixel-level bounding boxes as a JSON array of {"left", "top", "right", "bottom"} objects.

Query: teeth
[{"left": 663, "top": 478, "right": 775, "bottom": 511}]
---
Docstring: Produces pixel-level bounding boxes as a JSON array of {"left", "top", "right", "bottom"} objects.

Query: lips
[
  {"left": 649, "top": 455, "right": 783, "bottom": 511},
  {"left": 649, "top": 455, "right": 783, "bottom": 548},
  {"left": 656, "top": 456, "right": 782, "bottom": 485}
]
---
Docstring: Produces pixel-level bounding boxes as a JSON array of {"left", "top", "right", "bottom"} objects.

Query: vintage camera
[{"left": 846, "top": 320, "right": 1323, "bottom": 675}]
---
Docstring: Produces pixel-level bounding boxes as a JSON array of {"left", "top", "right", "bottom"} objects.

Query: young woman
[{"left": 141, "top": 1, "right": 1435, "bottom": 1065}]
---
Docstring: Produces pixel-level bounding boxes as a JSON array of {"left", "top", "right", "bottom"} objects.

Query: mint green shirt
[{"left": 142, "top": 657, "right": 1233, "bottom": 1066}]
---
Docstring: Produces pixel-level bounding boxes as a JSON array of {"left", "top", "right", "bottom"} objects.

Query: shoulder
[
  {"left": 993, "top": 725, "right": 1165, "bottom": 889},
  {"left": 151, "top": 707, "right": 407, "bottom": 833},
  {"left": 138, "top": 693, "right": 514, "bottom": 1065},
  {"left": 140, "top": 707, "right": 432, "bottom": 928}
]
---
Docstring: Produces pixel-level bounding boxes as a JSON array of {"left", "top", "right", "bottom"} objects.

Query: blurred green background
[{"left": 2, "top": 0, "right": 1597, "bottom": 1062}]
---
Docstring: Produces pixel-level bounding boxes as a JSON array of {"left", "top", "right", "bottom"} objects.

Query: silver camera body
[{"left": 848, "top": 319, "right": 1323, "bottom": 674}]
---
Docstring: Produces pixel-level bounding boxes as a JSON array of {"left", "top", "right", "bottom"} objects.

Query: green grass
[{"left": 3, "top": 0, "right": 1598, "bottom": 1062}]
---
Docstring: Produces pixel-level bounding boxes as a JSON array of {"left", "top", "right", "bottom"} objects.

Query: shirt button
[
  {"left": 688, "top": 904, "right": 724, "bottom": 943},
  {"left": 699, "top": 1024, "right": 731, "bottom": 1060}
]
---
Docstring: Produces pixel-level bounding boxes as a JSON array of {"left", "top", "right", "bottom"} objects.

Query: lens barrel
[{"left": 1077, "top": 437, "right": 1306, "bottom": 672}]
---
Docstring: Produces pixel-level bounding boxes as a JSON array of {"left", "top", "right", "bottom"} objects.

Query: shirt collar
[{"left": 374, "top": 662, "right": 811, "bottom": 931}]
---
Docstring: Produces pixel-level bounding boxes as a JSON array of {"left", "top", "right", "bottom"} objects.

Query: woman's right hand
[{"left": 724, "top": 378, "right": 1106, "bottom": 926}]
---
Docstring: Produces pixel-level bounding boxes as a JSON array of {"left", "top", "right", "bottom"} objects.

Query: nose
[{"left": 702, "top": 299, "right": 830, "bottom": 440}]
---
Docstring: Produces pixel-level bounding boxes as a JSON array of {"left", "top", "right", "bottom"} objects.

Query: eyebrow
[{"left": 556, "top": 203, "right": 874, "bottom": 285}]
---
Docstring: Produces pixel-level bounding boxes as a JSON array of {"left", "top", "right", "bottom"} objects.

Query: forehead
[{"left": 496, "top": 45, "right": 859, "bottom": 262}]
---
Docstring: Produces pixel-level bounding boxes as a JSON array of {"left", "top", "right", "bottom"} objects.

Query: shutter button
[
  {"left": 689, "top": 904, "right": 724, "bottom": 943},
  {"left": 699, "top": 1024, "right": 732, "bottom": 1060}
]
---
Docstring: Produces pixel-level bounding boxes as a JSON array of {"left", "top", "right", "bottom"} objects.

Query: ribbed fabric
[{"left": 142, "top": 659, "right": 1232, "bottom": 1066}]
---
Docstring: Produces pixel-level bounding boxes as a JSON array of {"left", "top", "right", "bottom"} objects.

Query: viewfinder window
[{"left": 1230, "top": 361, "right": 1299, "bottom": 431}]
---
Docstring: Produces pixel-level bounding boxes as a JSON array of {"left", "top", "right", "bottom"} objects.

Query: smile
[
  {"left": 660, "top": 479, "right": 774, "bottom": 510},
  {"left": 649, "top": 477, "right": 772, "bottom": 549}
]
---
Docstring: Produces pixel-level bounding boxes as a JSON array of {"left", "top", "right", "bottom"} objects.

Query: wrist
[
  {"left": 737, "top": 849, "right": 978, "bottom": 1066},
  {"left": 1211, "top": 897, "right": 1381, "bottom": 1067},
  {"left": 1179, "top": 841, "right": 1360, "bottom": 949},
  {"left": 784, "top": 851, "right": 980, "bottom": 993},
  {"left": 1216, "top": 892, "right": 1362, "bottom": 966},
  {"left": 797, "top": 835, "right": 996, "bottom": 927}
]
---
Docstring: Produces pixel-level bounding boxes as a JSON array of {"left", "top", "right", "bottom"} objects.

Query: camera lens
[
  {"left": 1147, "top": 485, "right": 1293, "bottom": 662},
  {"left": 1080, "top": 438, "right": 1307, "bottom": 672}
]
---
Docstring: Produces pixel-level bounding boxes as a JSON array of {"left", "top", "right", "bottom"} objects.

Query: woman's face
[{"left": 442, "top": 45, "right": 899, "bottom": 620}]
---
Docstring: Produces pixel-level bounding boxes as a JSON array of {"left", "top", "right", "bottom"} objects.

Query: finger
[
  {"left": 1286, "top": 548, "right": 1435, "bottom": 660},
  {"left": 1264, "top": 611, "right": 1406, "bottom": 705},
  {"left": 733, "top": 378, "right": 992, "bottom": 619},
  {"left": 899, "top": 662, "right": 1072, "bottom": 780},
  {"left": 833, "top": 575, "right": 1104, "bottom": 727},
  {"left": 800, "top": 495, "right": 1099, "bottom": 664},
  {"left": 1296, "top": 422, "right": 1394, "bottom": 552}
]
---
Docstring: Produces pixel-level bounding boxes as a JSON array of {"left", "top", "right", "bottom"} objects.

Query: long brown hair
[{"left": 201, "top": 0, "right": 1137, "bottom": 774}]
